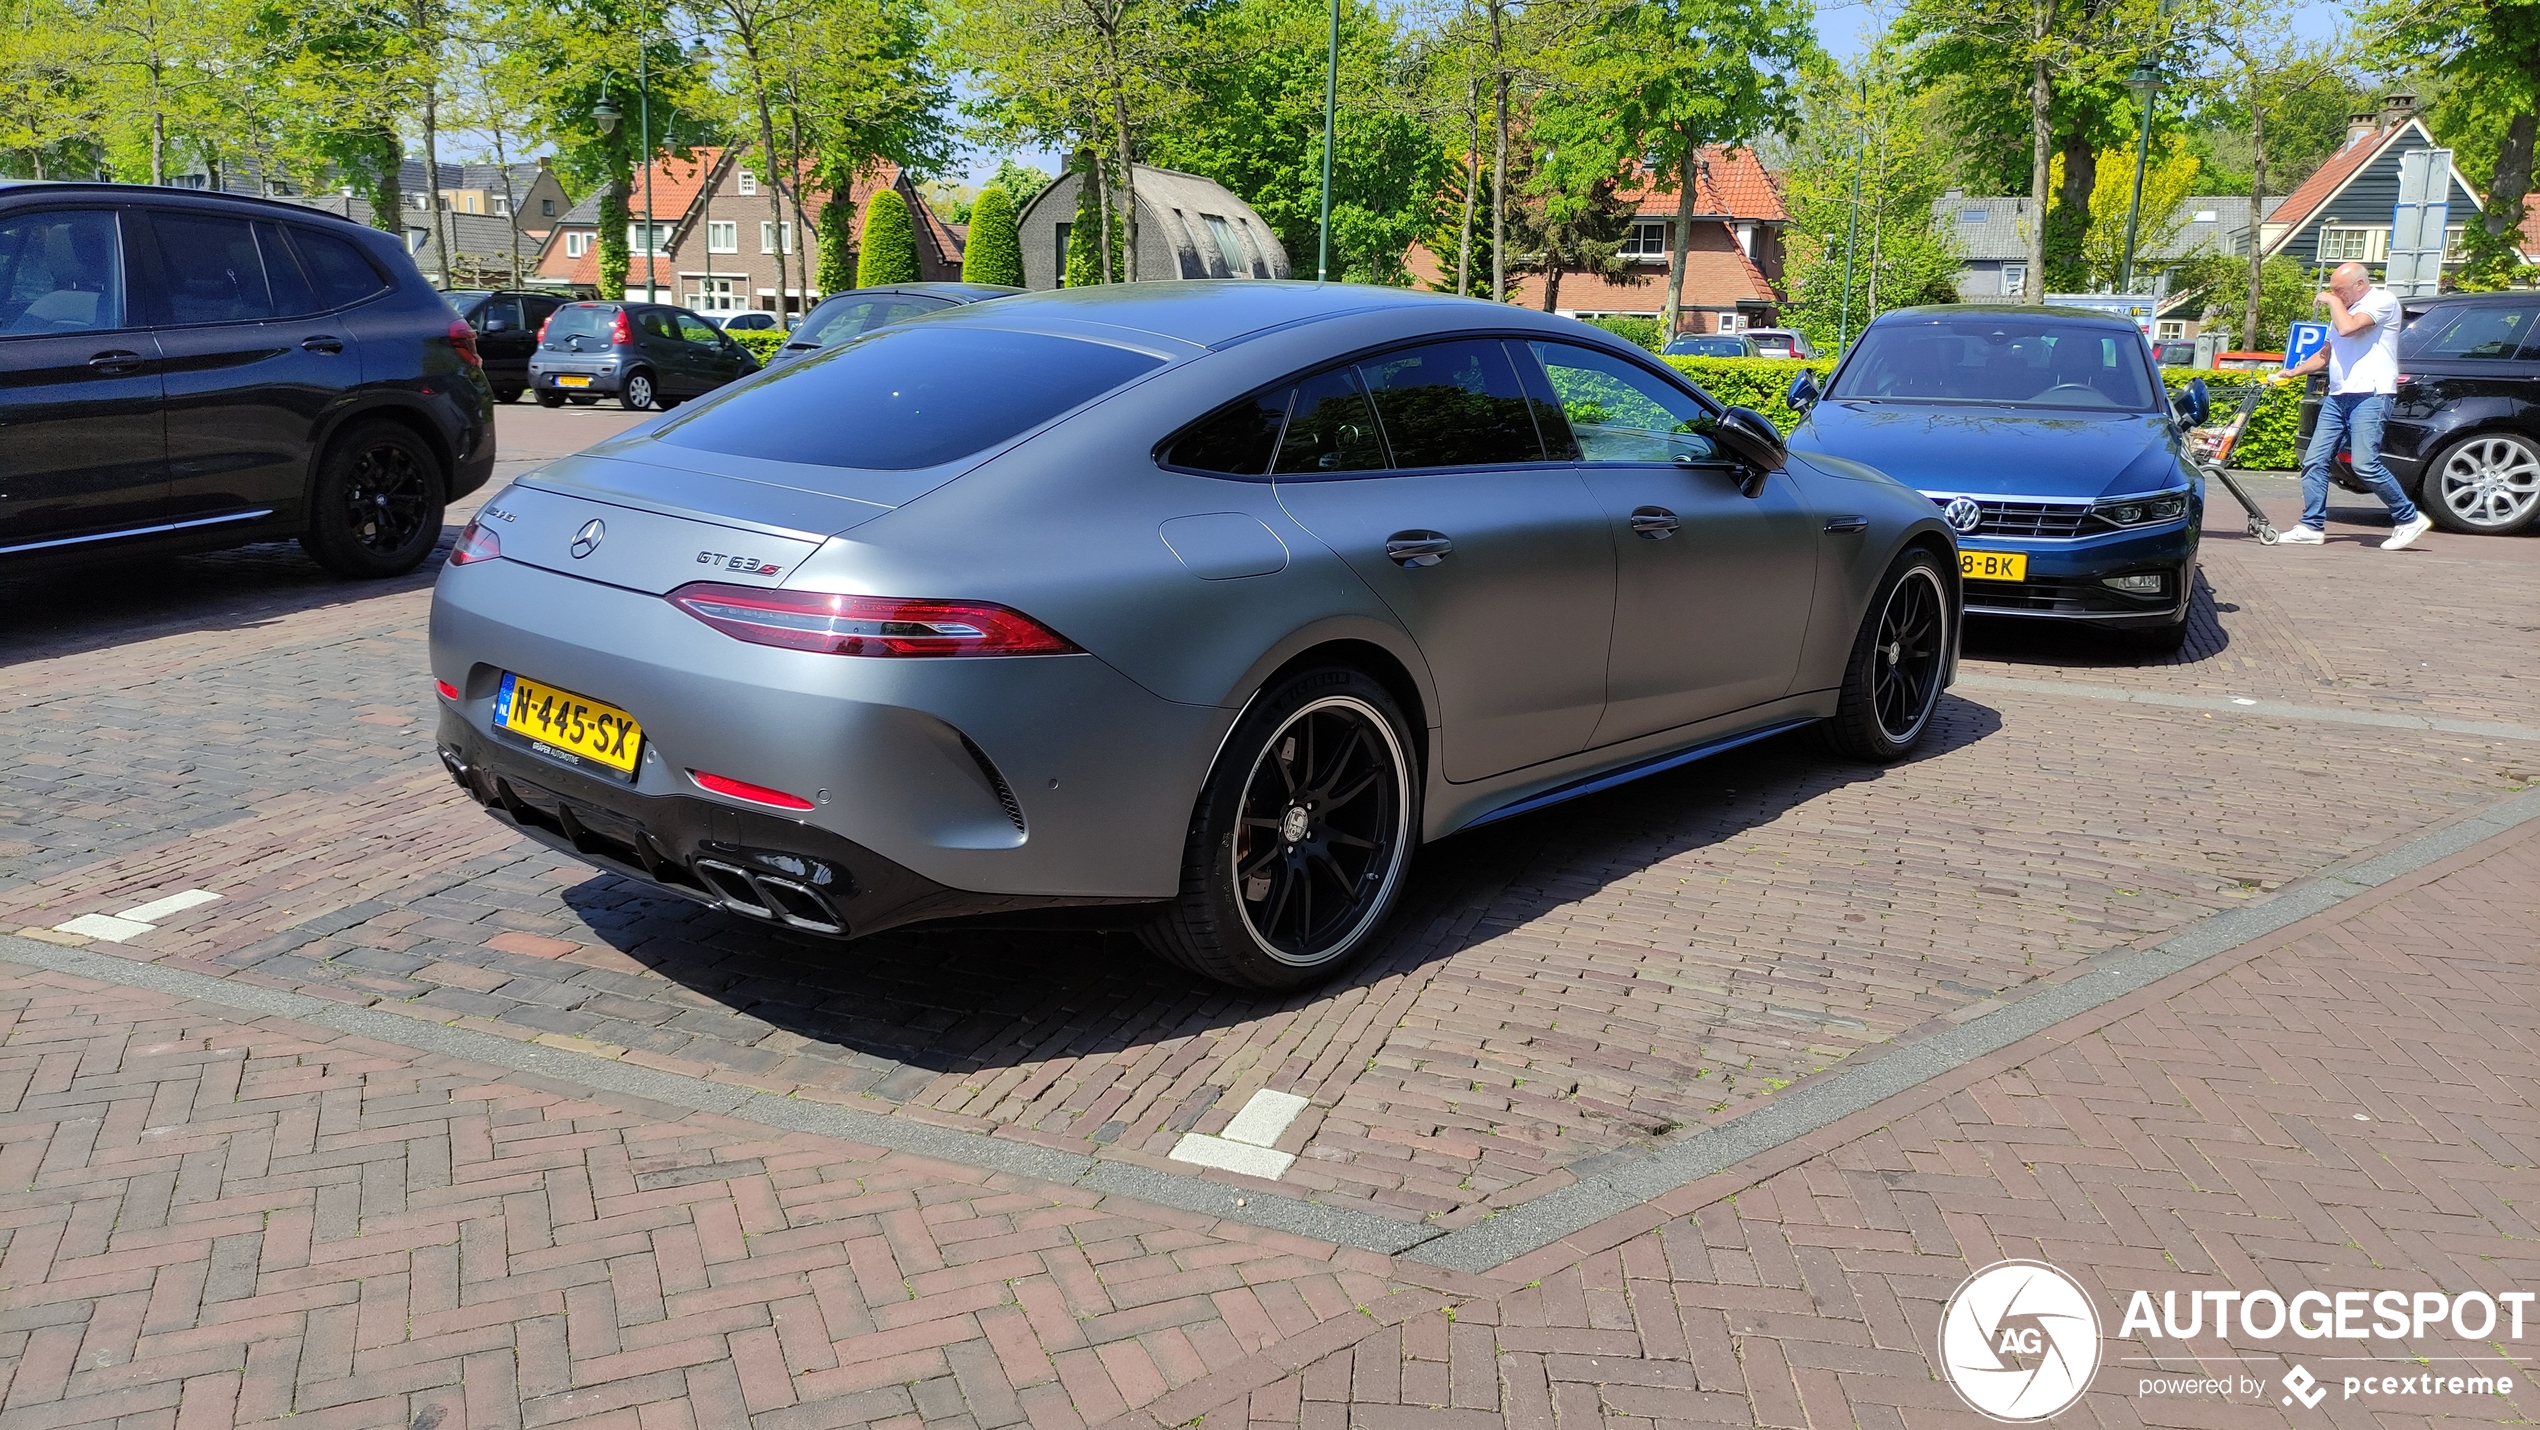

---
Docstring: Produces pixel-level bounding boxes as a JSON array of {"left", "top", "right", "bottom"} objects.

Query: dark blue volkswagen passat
[
  {"left": 430, "top": 285, "right": 1957, "bottom": 990},
  {"left": 1787, "top": 306, "right": 2210, "bottom": 653}
]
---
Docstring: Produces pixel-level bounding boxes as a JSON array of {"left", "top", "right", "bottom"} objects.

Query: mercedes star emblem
[
  {"left": 570, "top": 518, "right": 606, "bottom": 559},
  {"left": 1941, "top": 497, "right": 1983, "bottom": 534}
]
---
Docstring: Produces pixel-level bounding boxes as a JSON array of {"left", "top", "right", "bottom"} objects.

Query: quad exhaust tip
[{"left": 692, "top": 858, "right": 848, "bottom": 935}]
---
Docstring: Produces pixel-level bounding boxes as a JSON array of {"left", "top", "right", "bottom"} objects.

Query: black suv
[
  {"left": 2298, "top": 292, "right": 2540, "bottom": 535},
  {"left": 448, "top": 288, "right": 563, "bottom": 404},
  {"left": 527, "top": 300, "right": 759, "bottom": 411},
  {"left": 0, "top": 182, "right": 494, "bottom": 577}
]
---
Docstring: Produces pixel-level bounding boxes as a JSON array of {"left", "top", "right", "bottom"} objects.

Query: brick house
[
  {"left": 1406, "top": 148, "right": 1790, "bottom": 335},
  {"left": 531, "top": 145, "right": 961, "bottom": 312}
]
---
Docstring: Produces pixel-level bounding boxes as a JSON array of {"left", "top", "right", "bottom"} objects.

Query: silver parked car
[{"left": 429, "top": 285, "right": 1957, "bottom": 990}]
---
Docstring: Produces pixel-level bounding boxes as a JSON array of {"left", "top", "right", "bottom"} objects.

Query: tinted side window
[
  {"left": 2402, "top": 305, "right": 2538, "bottom": 361},
  {"left": 255, "top": 223, "right": 318, "bottom": 315},
  {"left": 524, "top": 297, "right": 560, "bottom": 327},
  {"left": 1168, "top": 389, "right": 1291, "bottom": 475},
  {"left": 481, "top": 296, "right": 526, "bottom": 330},
  {"left": 152, "top": 211, "right": 274, "bottom": 324},
  {"left": 1275, "top": 368, "right": 1385, "bottom": 475},
  {"left": 802, "top": 299, "right": 881, "bottom": 345},
  {"left": 638, "top": 308, "right": 677, "bottom": 341},
  {"left": 1531, "top": 342, "right": 1720, "bottom": 464},
  {"left": 1353, "top": 339, "right": 1543, "bottom": 469},
  {"left": 286, "top": 227, "right": 389, "bottom": 308},
  {"left": 0, "top": 208, "right": 126, "bottom": 335}
]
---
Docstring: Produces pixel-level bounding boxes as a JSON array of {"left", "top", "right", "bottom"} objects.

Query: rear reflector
[
  {"left": 448, "top": 317, "right": 483, "bottom": 368},
  {"left": 666, "top": 582, "right": 1079, "bottom": 657},
  {"left": 449, "top": 519, "right": 501, "bottom": 565},
  {"left": 688, "top": 770, "right": 817, "bottom": 810},
  {"left": 435, "top": 679, "right": 460, "bottom": 701}
]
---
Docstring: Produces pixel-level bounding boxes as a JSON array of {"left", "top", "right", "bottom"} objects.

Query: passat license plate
[
  {"left": 1961, "top": 551, "right": 2027, "bottom": 582},
  {"left": 555, "top": 374, "right": 592, "bottom": 388},
  {"left": 493, "top": 673, "right": 643, "bottom": 777}
]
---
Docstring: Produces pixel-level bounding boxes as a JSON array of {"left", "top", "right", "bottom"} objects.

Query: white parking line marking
[
  {"left": 52, "top": 889, "right": 221, "bottom": 943},
  {"left": 116, "top": 889, "right": 223, "bottom": 923},
  {"left": 52, "top": 914, "right": 157, "bottom": 942},
  {"left": 1168, "top": 1089, "right": 1312, "bottom": 1181}
]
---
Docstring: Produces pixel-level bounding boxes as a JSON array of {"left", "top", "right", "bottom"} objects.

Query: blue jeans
[{"left": 2300, "top": 391, "right": 2420, "bottom": 530}]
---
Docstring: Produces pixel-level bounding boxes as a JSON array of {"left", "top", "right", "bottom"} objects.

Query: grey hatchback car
[
  {"left": 430, "top": 284, "right": 1957, "bottom": 990},
  {"left": 529, "top": 300, "right": 759, "bottom": 411}
]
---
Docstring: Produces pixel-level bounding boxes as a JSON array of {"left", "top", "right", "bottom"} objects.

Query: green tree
[
  {"left": 0, "top": 0, "right": 109, "bottom": 178},
  {"left": 2370, "top": 0, "right": 2539, "bottom": 289},
  {"left": 816, "top": 170, "right": 857, "bottom": 292},
  {"left": 2190, "top": 3, "right": 2342, "bottom": 345},
  {"left": 963, "top": 183, "right": 1025, "bottom": 284},
  {"left": 857, "top": 185, "right": 920, "bottom": 284},
  {"left": 2166, "top": 248, "right": 2315, "bottom": 345},
  {"left": 1061, "top": 150, "right": 1121, "bottom": 284},
  {"left": 1779, "top": 52, "right": 1962, "bottom": 351}
]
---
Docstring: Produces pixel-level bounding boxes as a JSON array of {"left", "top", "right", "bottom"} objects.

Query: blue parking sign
[{"left": 2285, "top": 321, "right": 2330, "bottom": 368}]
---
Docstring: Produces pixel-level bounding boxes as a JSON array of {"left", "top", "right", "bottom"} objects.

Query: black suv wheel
[{"left": 300, "top": 421, "right": 445, "bottom": 578}]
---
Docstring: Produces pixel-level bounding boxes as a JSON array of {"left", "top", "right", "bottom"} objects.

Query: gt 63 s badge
[{"left": 1939, "top": 1260, "right": 2102, "bottom": 1421}]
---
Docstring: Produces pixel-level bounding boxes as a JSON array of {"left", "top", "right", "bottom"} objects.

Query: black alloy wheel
[
  {"left": 300, "top": 422, "right": 445, "bottom": 579},
  {"left": 1145, "top": 667, "right": 1417, "bottom": 991},
  {"left": 1825, "top": 550, "right": 1950, "bottom": 761}
]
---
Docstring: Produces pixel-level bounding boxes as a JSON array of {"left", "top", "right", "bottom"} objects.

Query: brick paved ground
[
  {"left": 2, "top": 768, "right": 2530, "bottom": 1428},
  {"left": 4, "top": 412, "right": 2534, "bottom": 1234}
]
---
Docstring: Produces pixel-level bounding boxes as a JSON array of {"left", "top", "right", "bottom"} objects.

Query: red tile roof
[
  {"left": 1611, "top": 148, "right": 1788, "bottom": 223},
  {"left": 2263, "top": 122, "right": 2402, "bottom": 254},
  {"left": 536, "top": 147, "right": 729, "bottom": 288}
]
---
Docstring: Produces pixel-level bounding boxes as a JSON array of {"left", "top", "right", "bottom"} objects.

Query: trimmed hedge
[
  {"left": 1662, "top": 355, "right": 2304, "bottom": 470},
  {"left": 1586, "top": 315, "right": 1662, "bottom": 352},
  {"left": 856, "top": 189, "right": 920, "bottom": 287},
  {"left": 728, "top": 329, "right": 786, "bottom": 363},
  {"left": 962, "top": 185, "right": 1024, "bottom": 287}
]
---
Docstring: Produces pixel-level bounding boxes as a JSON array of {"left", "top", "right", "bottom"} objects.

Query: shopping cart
[{"left": 2192, "top": 383, "right": 2281, "bottom": 545}]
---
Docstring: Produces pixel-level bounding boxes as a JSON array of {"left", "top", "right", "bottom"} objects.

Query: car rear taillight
[
  {"left": 449, "top": 518, "right": 501, "bottom": 565},
  {"left": 435, "top": 679, "right": 460, "bottom": 701},
  {"left": 611, "top": 309, "right": 632, "bottom": 346},
  {"left": 537, "top": 314, "right": 552, "bottom": 342},
  {"left": 667, "top": 582, "right": 1079, "bottom": 657},
  {"left": 448, "top": 317, "right": 482, "bottom": 368},
  {"left": 688, "top": 769, "right": 817, "bottom": 810}
]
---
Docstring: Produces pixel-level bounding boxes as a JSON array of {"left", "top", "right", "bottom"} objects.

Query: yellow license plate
[
  {"left": 1961, "top": 551, "right": 2028, "bottom": 582},
  {"left": 493, "top": 673, "right": 643, "bottom": 776},
  {"left": 555, "top": 374, "right": 592, "bottom": 388}
]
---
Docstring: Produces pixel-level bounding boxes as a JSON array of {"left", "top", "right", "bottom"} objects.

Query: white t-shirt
[{"left": 2327, "top": 287, "right": 2402, "bottom": 395}]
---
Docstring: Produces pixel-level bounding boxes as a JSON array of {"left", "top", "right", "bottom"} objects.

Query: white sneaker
[
  {"left": 2383, "top": 514, "right": 2432, "bottom": 551},
  {"left": 2276, "top": 525, "right": 2325, "bottom": 545}
]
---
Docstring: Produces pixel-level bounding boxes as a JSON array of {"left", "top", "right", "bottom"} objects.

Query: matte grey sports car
[{"left": 429, "top": 284, "right": 1958, "bottom": 990}]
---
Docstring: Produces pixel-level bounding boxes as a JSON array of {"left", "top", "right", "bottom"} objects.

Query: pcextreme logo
[{"left": 1938, "top": 1261, "right": 2103, "bottom": 1422}]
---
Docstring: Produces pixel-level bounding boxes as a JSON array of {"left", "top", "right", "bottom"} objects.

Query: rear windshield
[
  {"left": 1829, "top": 317, "right": 2159, "bottom": 409},
  {"left": 655, "top": 325, "right": 1167, "bottom": 470},
  {"left": 543, "top": 304, "right": 617, "bottom": 345}
]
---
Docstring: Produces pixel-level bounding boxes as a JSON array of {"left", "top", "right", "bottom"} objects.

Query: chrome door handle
[
  {"left": 1824, "top": 515, "right": 1870, "bottom": 533},
  {"left": 301, "top": 335, "right": 345, "bottom": 354},
  {"left": 1629, "top": 506, "right": 1679, "bottom": 539},
  {"left": 1384, "top": 532, "right": 1453, "bottom": 567},
  {"left": 87, "top": 350, "right": 145, "bottom": 373}
]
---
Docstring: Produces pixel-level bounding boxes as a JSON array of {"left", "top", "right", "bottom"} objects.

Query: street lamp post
[
  {"left": 1316, "top": 0, "right": 1338, "bottom": 281},
  {"left": 2119, "top": 63, "right": 2162, "bottom": 294},
  {"left": 1837, "top": 75, "right": 1865, "bottom": 354},
  {"left": 638, "top": 45, "right": 655, "bottom": 303}
]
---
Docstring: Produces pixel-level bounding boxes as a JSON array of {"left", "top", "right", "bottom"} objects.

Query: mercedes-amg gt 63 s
[{"left": 429, "top": 284, "right": 1958, "bottom": 990}]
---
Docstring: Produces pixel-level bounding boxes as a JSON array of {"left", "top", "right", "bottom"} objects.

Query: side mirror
[
  {"left": 1785, "top": 368, "right": 1820, "bottom": 413},
  {"left": 2173, "top": 376, "right": 2211, "bottom": 427},
  {"left": 1713, "top": 405, "right": 1787, "bottom": 495}
]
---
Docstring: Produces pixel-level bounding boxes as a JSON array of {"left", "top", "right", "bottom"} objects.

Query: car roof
[
  {"left": 817, "top": 282, "right": 1023, "bottom": 303},
  {"left": 902, "top": 281, "right": 1591, "bottom": 351},
  {"left": 1874, "top": 303, "right": 2141, "bottom": 328},
  {"left": 0, "top": 179, "right": 372, "bottom": 228}
]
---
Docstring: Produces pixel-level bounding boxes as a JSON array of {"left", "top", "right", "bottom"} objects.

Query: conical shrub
[
  {"left": 962, "top": 185, "right": 1024, "bottom": 287},
  {"left": 856, "top": 188, "right": 920, "bottom": 287}
]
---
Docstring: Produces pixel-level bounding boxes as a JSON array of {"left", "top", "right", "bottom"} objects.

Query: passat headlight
[{"left": 2088, "top": 491, "right": 2190, "bottom": 528}]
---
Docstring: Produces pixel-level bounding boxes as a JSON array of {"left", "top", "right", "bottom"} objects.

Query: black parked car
[
  {"left": 448, "top": 288, "right": 563, "bottom": 404},
  {"left": 528, "top": 300, "right": 759, "bottom": 411},
  {"left": 0, "top": 181, "right": 494, "bottom": 577},
  {"left": 765, "top": 282, "right": 1020, "bottom": 367},
  {"left": 2297, "top": 292, "right": 2540, "bottom": 535}
]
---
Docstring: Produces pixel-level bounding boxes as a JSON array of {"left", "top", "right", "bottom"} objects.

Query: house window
[
  {"left": 738, "top": 170, "right": 758, "bottom": 196},
  {"left": 2192, "top": 209, "right": 2218, "bottom": 223},
  {"left": 1200, "top": 213, "right": 1252, "bottom": 278},
  {"left": 2001, "top": 264, "right": 2026, "bottom": 297},
  {"left": 565, "top": 231, "right": 591, "bottom": 259},
  {"left": 760, "top": 221, "right": 793, "bottom": 254},
  {"left": 628, "top": 222, "right": 672, "bottom": 256},
  {"left": 2318, "top": 225, "right": 2388, "bottom": 262},
  {"left": 2444, "top": 224, "right": 2468, "bottom": 261},
  {"left": 1718, "top": 312, "right": 1742, "bottom": 332},
  {"left": 1958, "top": 207, "right": 1988, "bottom": 224},
  {"left": 541, "top": 198, "right": 556, "bottom": 217},
  {"left": 2156, "top": 320, "right": 2186, "bottom": 340},
  {"left": 708, "top": 220, "right": 738, "bottom": 254},
  {"left": 1620, "top": 222, "right": 1669, "bottom": 258},
  {"left": 1055, "top": 222, "right": 1070, "bottom": 282}
]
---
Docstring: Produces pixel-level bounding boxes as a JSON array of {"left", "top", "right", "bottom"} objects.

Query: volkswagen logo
[
  {"left": 1942, "top": 497, "right": 1984, "bottom": 534},
  {"left": 569, "top": 519, "right": 605, "bottom": 559}
]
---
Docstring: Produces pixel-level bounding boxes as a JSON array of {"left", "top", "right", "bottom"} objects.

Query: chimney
[
  {"left": 2380, "top": 92, "right": 2417, "bottom": 128},
  {"left": 2346, "top": 111, "right": 2379, "bottom": 148}
]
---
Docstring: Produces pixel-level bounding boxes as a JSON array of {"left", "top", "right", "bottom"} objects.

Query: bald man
[{"left": 2268, "top": 261, "right": 2429, "bottom": 549}]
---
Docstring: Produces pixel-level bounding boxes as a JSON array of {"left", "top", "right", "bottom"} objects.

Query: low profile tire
[
  {"left": 1823, "top": 549, "right": 1951, "bottom": 762},
  {"left": 620, "top": 370, "right": 658, "bottom": 411},
  {"left": 534, "top": 390, "right": 565, "bottom": 408},
  {"left": 298, "top": 421, "right": 445, "bottom": 579},
  {"left": 1142, "top": 667, "right": 1419, "bottom": 992},
  {"left": 493, "top": 386, "right": 523, "bottom": 404},
  {"left": 2421, "top": 432, "right": 2540, "bottom": 535}
]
